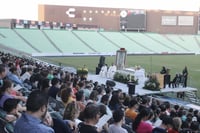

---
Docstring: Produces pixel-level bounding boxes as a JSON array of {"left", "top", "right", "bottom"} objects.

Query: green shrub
[
  {"left": 143, "top": 74, "right": 160, "bottom": 91},
  {"left": 77, "top": 68, "right": 88, "bottom": 75},
  {"left": 113, "top": 72, "right": 138, "bottom": 84}
]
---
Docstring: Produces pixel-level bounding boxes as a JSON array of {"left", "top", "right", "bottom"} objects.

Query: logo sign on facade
[{"left": 66, "top": 8, "right": 76, "bottom": 18}]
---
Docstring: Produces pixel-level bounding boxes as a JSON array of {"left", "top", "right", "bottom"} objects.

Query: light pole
[{"left": 150, "top": 55, "right": 152, "bottom": 73}]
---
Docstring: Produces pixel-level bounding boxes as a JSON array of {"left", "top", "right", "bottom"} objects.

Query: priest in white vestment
[
  {"left": 99, "top": 64, "right": 108, "bottom": 77},
  {"left": 107, "top": 63, "right": 117, "bottom": 79}
]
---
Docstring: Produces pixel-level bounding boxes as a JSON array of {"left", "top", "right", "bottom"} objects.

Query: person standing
[
  {"left": 99, "top": 64, "right": 108, "bottom": 78},
  {"left": 107, "top": 63, "right": 117, "bottom": 79},
  {"left": 182, "top": 66, "right": 188, "bottom": 87},
  {"left": 160, "top": 66, "right": 167, "bottom": 74}
]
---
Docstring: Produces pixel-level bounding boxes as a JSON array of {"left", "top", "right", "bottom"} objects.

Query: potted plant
[
  {"left": 113, "top": 72, "right": 138, "bottom": 84},
  {"left": 77, "top": 65, "right": 88, "bottom": 80},
  {"left": 143, "top": 74, "right": 160, "bottom": 91}
]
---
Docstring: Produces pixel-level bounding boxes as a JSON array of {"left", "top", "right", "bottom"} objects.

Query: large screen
[{"left": 120, "top": 9, "right": 146, "bottom": 31}]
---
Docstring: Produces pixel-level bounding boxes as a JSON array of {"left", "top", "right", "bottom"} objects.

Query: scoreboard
[{"left": 120, "top": 9, "right": 146, "bottom": 31}]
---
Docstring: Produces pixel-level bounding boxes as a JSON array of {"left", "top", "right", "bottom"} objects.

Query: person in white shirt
[
  {"left": 21, "top": 67, "right": 33, "bottom": 82},
  {"left": 107, "top": 63, "right": 116, "bottom": 79},
  {"left": 108, "top": 109, "right": 128, "bottom": 133},
  {"left": 99, "top": 64, "right": 108, "bottom": 78}
]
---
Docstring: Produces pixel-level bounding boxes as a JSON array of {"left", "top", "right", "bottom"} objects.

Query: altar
[{"left": 117, "top": 67, "right": 146, "bottom": 85}]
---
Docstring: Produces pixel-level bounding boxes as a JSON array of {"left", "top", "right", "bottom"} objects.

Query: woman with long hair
[
  {"left": 109, "top": 93, "right": 121, "bottom": 111},
  {"left": 63, "top": 101, "right": 80, "bottom": 121},
  {"left": 132, "top": 108, "right": 153, "bottom": 133},
  {"left": 168, "top": 117, "right": 182, "bottom": 133},
  {"left": 61, "top": 87, "right": 75, "bottom": 107},
  {"left": 87, "top": 90, "right": 98, "bottom": 104},
  {"left": 63, "top": 101, "right": 80, "bottom": 133}
]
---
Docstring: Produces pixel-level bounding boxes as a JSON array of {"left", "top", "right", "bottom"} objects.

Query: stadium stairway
[
  {"left": 163, "top": 34, "right": 190, "bottom": 52},
  {"left": 13, "top": 29, "right": 41, "bottom": 52},
  {"left": 179, "top": 35, "right": 200, "bottom": 52},
  {"left": 71, "top": 31, "right": 97, "bottom": 52},
  {"left": 73, "top": 30, "right": 119, "bottom": 53},
  {"left": 97, "top": 32, "right": 121, "bottom": 48},
  {"left": 100, "top": 31, "right": 151, "bottom": 53},
  {"left": 0, "top": 33, "right": 5, "bottom": 38},
  {"left": 185, "top": 91, "right": 200, "bottom": 105},
  {"left": 15, "top": 29, "right": 61, "bottom": 53},
  {"left": 121, "top": 32, "right": 153, "bottom": 52},
  {"left": 40, "top": 30, "right": 63, "bottom": 53},
  {"left": 143, "top": 33, "right": 177, "bottom": 52},
  {"left": 0, "top": 28, "right": 37, "bottom": 53},
  {"left": 121, "top": 32, "right": 166, "bottom": 53},
  {"left": 194, "top": 36, "right": 200, "bottom": 49}
]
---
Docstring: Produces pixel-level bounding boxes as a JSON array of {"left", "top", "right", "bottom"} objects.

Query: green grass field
[{"left": 43, "top": 54, "right": 200, "bottom": 95}]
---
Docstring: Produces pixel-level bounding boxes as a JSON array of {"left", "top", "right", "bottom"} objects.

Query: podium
[
  {"left": 155, "top": 73, "right": 164, "bottom": 88},
  {"left": 127, "top": 82, "right": 136, "bottom": 95}
]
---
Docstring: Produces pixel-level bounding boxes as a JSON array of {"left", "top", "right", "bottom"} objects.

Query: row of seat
[{"left": 0, "top": 28, "right": 200, "bottom": 54}]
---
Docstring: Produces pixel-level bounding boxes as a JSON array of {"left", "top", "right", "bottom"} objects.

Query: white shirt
[
  {"left": 108, "top": 124, "right": 128, "bottom": 133},
  {"left": 21, "top": 72, "right": 31, "bottom": 82}
]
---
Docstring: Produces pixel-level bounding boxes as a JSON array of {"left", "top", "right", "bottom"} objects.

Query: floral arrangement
[
  {"left": 143, "top": 74, "right": 160, "bottom": 91},
  {"left": 113, "top": 72, "right": 138, "bottom": 84},
  {"left": 77, "top": 67, "right": 88, "bottom": 75}
]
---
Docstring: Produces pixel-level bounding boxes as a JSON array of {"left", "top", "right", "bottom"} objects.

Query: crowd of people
[{"left": 0, "top": 52, "right": 199, "bottom": 133}]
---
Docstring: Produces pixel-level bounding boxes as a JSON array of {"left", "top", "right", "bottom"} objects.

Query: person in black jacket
[
  {"left": 182, "top": 66, "right": 188, "bottom": 88},
  {"left": 44, "top": 112, "right": 73, "bottom": 133},
  {"left": 160, "top": 66, "right": 167, "bottom": 74},
  {"left": 152, "top": 115, "right": 173, "bottom": 133},
  {"left": 78, "top": 103, "right": 100, "bottom": 133}
]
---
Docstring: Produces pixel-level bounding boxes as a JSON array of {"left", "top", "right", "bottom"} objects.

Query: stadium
[{"left": 0, "top": 0, "right": 200, "bottom": 132}]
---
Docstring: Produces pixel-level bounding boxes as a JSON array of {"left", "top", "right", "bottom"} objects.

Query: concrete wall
[{"left": 38, "top": 5, "right": 199, "bottom": 34}]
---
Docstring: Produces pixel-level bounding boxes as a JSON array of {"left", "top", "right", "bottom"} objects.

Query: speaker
[
  {"left": 96, "top": 67, "right": 101, "bottom": 75},
  {"left": 106, "top": 80, "right": 116, "bottom": 87},
  {"left": 127, "top": 82, "right": 135, "bottom": 95},
  {"left": 99, "top": 56, "right": 105, "bottom": 65}
]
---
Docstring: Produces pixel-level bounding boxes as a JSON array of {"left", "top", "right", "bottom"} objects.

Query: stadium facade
[{"left": 38, "top": 4, "right": 200, "bottom": 34}]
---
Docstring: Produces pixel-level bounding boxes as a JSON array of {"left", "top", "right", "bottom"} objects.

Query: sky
[{"left": 0, "top": 0, "right": 199, "bottom": 20}]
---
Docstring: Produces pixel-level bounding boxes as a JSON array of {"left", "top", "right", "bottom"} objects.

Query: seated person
[
  {"left": 14, "top": 90, "right": 54, "bottom": 133},
  {"left": 190, "top": 121, "right": 199, "bottom": 133},
  {"left": 48, "top": 78, "right": 61, "bottom": 99},
  {"left": 152, "top": 115, "right": 173, "bottom": 133},
  {"left": 3, "top": 98, "right": 21, "bottom": 119},
  {"left": 44, "top": 112, "right": 73, "bottom": 133},
  {"left": 63, "top": 101, "right": 80, "bottom": 130},
  {"left": 125, "top": 99, "right": 138, "bottom": 121},
  {"left": 60, "top": 88, "right": 75, "bottom": 107},
  {"left": 3, "top": 98, "right": 21, "bottom": 133},
  {"left": 7, "top": 66, "right": 23, "bottom": 87},
  {"left": 132, "top": 108, "right": 153, "bottom": 133},
  {"left": 75, "top": 90, "right": 86, "bottom": 112},
  {"left": 0, "top": 80, "right": 26, "bottom": 109},
  {"left": 109, "top": 109, "right": 128, "bottom": 133},
  {"left": 171, "top": 74, "right": 179, "bottom": 88},
  {"left": 78, "top": 103, "right": 101, "bottom": 133}
]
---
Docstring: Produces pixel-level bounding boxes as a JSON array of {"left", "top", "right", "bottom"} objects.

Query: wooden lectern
[{"left": 156, "top": 73, "right": 164, "bottom": 89}]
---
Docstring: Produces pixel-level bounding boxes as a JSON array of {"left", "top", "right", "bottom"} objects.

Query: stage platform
[{"left": 88, "top": 74, "right": 197, "bottom": 96}]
